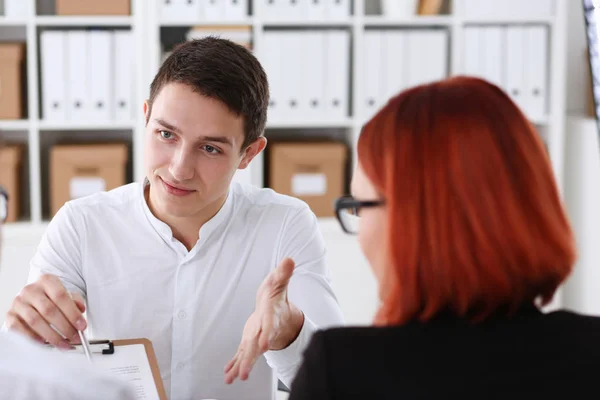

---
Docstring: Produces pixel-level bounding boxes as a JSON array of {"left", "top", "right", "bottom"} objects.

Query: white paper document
[
  {"left": 63, "top": 344, "right": 160, "bottom": 400},
  {"left": 93, "top": 344, "right": 159, "bottom": 400}
]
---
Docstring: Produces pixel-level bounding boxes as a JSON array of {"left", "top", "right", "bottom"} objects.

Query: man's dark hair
[{"left": 148, "top": 37, "right": 269, "bottom": 150}]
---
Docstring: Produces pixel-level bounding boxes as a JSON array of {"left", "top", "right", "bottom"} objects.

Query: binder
[
  {"left": 41, "top": 31, "right": 67, "bottom": 121},
  {"left": 282, "top": 32, "right": 306, "bottom": 119},
  {"left": 88, "top": 31, "right": 113, "bottom": 121},
  {"left": 505, "top": 26, "right": 527, "bottom": 114},
  {"left": 324, "top": 29, "right": 349, "bottom": 119},
  {"left": 463, "top": 27, "right": 479, "bottom": 77},
  {"left": 282, "top": 0, "right": 308, "bottom": 20},
  {"left": 482, "top": 27, "right": 504, "bottom": 90},
  {"left": 307, "top": 0, "right": 326, "bottom": 20},
  {"left": 364, "top": 30, "right": 383, "bottom": 119},
  {"left": 113, "top": 30, "right": 133, "bottom": 122},
  {"left": 525, "top": 25, "right": 548, "bottom": 121},
  {"left": 382, "top": 30, "right": 407, "bottom": 100},
  {"left": 204, "top": 0, "right": 224, "bottom": 20},
  {"left": 224, "top": 0, "right": 248, "bottom": 20},
  {"left": 66, "top": 31, "right": 89, "bottom": 121},
  {"left": 423, "top": 30, "right": 447, "bottom": 84},
  {"left": 257, "top": 0, "right": 280, "bottom": 20},
  {"left": 407, "top": 30, "right": 430, "bottom": 87},
  {"left": 60, "top": 339, "right": 167, "bottom": 400},
  {"left": 326, "top": 0, "right": 349, "bottom": 20},
  {"left": 4, "top": 0, "right": 28, "bottom": 19},
  {"left": 160, "top": 0, "right": 184, "bottom": 22},
  {"left": 261, "top": 32, "right": 284, "bottom": 120},
  {"left": 304, "top": 31, "right": 325, "bottom": 120},
  {"left": 183, "top": 0, "right": 202, "bottom": 20}
]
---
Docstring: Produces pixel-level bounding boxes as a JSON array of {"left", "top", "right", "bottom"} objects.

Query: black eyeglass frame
[
  {"left": 334, "top": 196, "right": 384, "bottom": 234},
  {"left": 0, "top": 185, "right": 8, "bottom": 224}
]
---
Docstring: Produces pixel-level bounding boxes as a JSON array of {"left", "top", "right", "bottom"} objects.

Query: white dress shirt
[
  {"left": 0, "top": 330, "right": 135, "bottom": 400},
  {"left": 28, "top": 181, "right": 345, "bottom": 400}
]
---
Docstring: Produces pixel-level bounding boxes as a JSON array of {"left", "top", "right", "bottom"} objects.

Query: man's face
[{"left": 143, "top": 82, "right": 264, "bottom": 219}]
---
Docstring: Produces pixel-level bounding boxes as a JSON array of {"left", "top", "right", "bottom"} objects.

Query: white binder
[
  {"left": 160, "top": 0, "right": 184, "bottom": 22},
  {"left": 282, "top": 0, "right": 308, "bottom": 20},
  {"left": 113, "top": 30, "right": 134, "bottom": 122},
  {"left": 525, "top": 26, "right": 548, "bottom": 121},
  {"left": 307, "top": 0, "right": 326, "bottom": 20},
  {"left": 364, "top": 31, "right": 383, "bottom": 119},
  {"left": 262, "top": 32, "right": 284, "bottom": 120},
  {"left": 282, "top": 32, "right": 306, "bottom": 119},
  {"left": 304, "top": 32, "right": 325, "bottom": 120},
  {"left": 326, "top": 0, "right": 349, "bottom": 19},
  {"left": 464, "top": 27, "right": 481, "bottom": 78},
  {"left": 224, "top": 0, "right": 248, "bottom": 20},
  {"left": 88, "top": 31, "right": 113, "bottom": 121},
  {"left": 41, "top": 31, "right": 67, "bottom": 121},
  {"left": 424, "top": 30, "right": 447, "bottom": 84},
  {"left": 204, "top": 0, "right": 224, "bottom": 20},
  {"left": 4, "top": 0, "right": 28, "bottom": 19},
  {"left": 407, "top": 30, "right": 432, "bottom": 87},
  {"left": 382, "top": 30, "right": 407, "bottom": 101},
  {"left": 505, "top": 26, "right": 527, "bottom": 114},
  {"left": 324, "top": 30, "right": 349, "bottom": 119},
  {"left": 257, "top": 0, "right": 279, "bottom": 20},
  {"left": 66, "top": 31, "right": 89, "bottom": 121},
  {"left": 482, "top": 27, "right": 504, "bottom": 90}
]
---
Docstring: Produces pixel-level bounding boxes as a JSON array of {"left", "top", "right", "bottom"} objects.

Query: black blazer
[{"left": 289, "top": 306, "right": 600, "bottom": 399}]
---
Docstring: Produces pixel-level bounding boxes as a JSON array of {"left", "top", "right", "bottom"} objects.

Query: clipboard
[{"left": 68, "top": 338, "right": 168, "bottom": 400}]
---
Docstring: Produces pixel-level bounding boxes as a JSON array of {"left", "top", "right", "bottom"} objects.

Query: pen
[{"left": 78, "top": 330, "right": 93, "bottom": 363}]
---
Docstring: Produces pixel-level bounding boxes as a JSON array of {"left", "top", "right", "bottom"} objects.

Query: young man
[{"left": 4, "top": 38, "right": 344, "bottom": 400}]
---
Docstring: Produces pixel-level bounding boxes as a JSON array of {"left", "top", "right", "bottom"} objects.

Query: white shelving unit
[{"left": 1, "top": 0, "right": 569, "bottom": 306}]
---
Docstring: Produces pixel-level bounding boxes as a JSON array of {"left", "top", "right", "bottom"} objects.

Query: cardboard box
[
  {"left": 0, "top": 43, "right": 24, "bottom": 119},
  {"left": 56, "top": 0, "right": 130, "bottom": 16},
  {"left": 50, "top": 143, "right": 128, "bottom": 217},
  {"left": 269, "top": 142, "right": 348, "bottom": 217},
  {"left": 0, "top": 145, "right": 23, "bottom": 222}
]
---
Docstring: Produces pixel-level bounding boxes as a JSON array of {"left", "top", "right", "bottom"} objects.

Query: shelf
[
  {"left": 38, "top": 121, "right": 135, "bottom": 130},
  {"left": 266, "top": 119, "right": 354, "bottom": 129},
  {"left": 35, "top": 16, "right": 133, "bottom": 27},
  {"left": 0, "top": 18, "right": 27, "bottom": 26},
  {"left": 160, "top": 18, "right": 253, "bottom": 27},
  {"left": 0, "top": 120, "right": 29, "bottom": 130},
  {"left": 362, "top": 15, "right": 453, "bottom": 27},
  {"left": 261, "top": 19, "right": 353, "bottom": 27},
  {"left": 459, "top": 16, "right": 554, "bottom": 25}
]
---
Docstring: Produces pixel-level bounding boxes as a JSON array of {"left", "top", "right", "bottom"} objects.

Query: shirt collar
[{"left": 140, "top": 177, "right": 235, "bottom": 248}]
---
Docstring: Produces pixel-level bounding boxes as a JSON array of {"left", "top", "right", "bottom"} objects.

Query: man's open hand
[{"left": 224, "top": 257, "right": 304, "bottom": 384}]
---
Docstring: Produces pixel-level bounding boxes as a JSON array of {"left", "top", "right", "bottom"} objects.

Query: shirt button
[
  {"left": 177, "top": 311, "right": 187, "bottom": 320},
  {"left": 176, "top": 362, "right": 185, "bottom": 371}
]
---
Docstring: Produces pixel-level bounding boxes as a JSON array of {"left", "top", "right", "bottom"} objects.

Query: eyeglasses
[
  {"left": 334, "top": 196, "right": 384, "bottom": 234},
  {"left": 0, "top": 185, "right": 7, "bottom": 223}
]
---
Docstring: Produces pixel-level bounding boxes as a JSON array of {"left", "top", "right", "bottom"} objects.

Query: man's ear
[
  {"left": 238, "top": 137, "right": 267, "bottom": 170},
  {"left": 143, "top": 100, "right": 150, "bottom": 124}
]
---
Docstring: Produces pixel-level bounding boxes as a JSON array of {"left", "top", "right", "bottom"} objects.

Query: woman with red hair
[{"left": 288, "top": 76, "right": 600, "bottom": 399}]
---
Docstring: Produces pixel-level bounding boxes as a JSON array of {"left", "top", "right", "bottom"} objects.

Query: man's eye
[
  {"left": 204, "top": 145, "right": 220, "bottom": 154},
  {"left": 160, "top": 130, "right": 172, "bottom": 139}
]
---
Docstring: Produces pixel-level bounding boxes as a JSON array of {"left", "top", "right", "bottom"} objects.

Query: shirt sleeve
[
  {"left": 287, "top": 331, "right": 332, "bottom": 400},
  {"left": 264, "top": 205, "right": 345, "bottom": 387},
  {"left": 28, "top": 202, "right": 86, "bottom": 299}
]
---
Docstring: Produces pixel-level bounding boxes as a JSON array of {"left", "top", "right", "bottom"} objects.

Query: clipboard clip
[
  {"left": 72, "top": 339, "right": 115, "bottom": 355},
  {"left": 46, "top": 339, "right": 115, "bottom": 355}
]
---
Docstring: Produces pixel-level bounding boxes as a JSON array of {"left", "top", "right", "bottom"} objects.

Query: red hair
[{"left": 358, "top": 76, "right": 576, "bottom": 325}]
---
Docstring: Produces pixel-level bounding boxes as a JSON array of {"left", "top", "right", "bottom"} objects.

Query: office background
[{"left": 0, "top": 0, "right": 596, "bottom": 371}]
